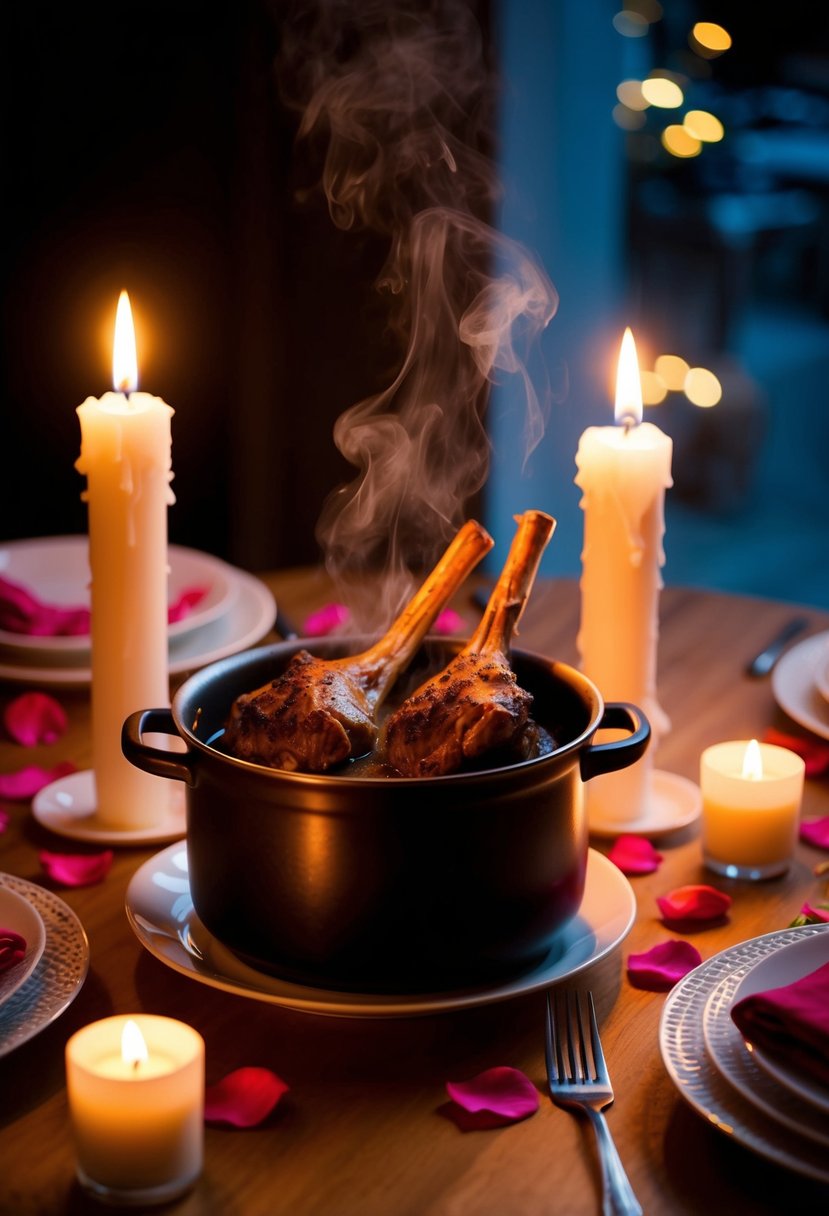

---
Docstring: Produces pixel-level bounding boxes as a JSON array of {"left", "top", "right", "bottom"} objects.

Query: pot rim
[{"left": 170, "top": 637, "right": 606, "bottom": 787}]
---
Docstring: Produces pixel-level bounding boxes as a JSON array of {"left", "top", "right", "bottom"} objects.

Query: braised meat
[
  {"left": 223, "top": 520, "right": 493, "bottom": 772},
  {"left": 383, "top": 510, "right": 555, "bottom": 777}
]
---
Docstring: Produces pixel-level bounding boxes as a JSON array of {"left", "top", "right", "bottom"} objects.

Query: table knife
[{"left": 745, "top": 617, "right": 809, "bottom": 677}]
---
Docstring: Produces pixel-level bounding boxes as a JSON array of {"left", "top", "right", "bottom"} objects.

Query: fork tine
[
  {"left": 544, "top": 990, "right": 558, "bottom": 1082},
  {"left": 585, "top": 990, "right": 610, "bottom": 1087}
]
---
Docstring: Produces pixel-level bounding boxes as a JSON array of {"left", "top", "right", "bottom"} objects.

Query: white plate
[
  {"left": 0, "top": 567, "right": 276, "bottom": 688},
  {"left": 32, "top": 769, "right": 187, "bottom": 845},
  {"left": 0, "top": 887, "right": 46, "bottom": 1008},
  {"left": 0, "top": 537, "right": 237, "bottom": 661},
  {"left": 126, "top": 845, "right": 636, "bottom": 1019},
  {"left": 702, "top": 932, "right": 829, "bottom": 1145},
  {"left": 772, "top": 630, "right": 829, "bottom": 741},
  {"left": 815, "top": 637, "right": 829, "bottom": 704},
  {"left": 660, "top": 925, "right": 829, "bottom": 1184},
  {"left": 727, "top": 932, "right": 829, "bottom": 1116},
  {"left": 0, "top": 873, "right": 89, "bottom": 1057}
]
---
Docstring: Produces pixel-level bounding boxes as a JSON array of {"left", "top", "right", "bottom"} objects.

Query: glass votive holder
[
  {"left": 65, "top": 1014, "right": 204, "bottom": 1206},
  {"left": 700, "top": 739, "right": 805, "bottom": 880}
]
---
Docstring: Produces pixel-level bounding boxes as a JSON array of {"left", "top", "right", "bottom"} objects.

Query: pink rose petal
[
  {"left": 167, "top": 587, "right": 209, "bottom": 623},
  {"left": 800, "top": 901, "right": 829, "bottom": 924},
  {"left": 627, "top": 940, "right": 703, "bottom": 991},
  {"left": 4, "top": 692, "right": 68, "bottom": 747},
  {"left": 445, "top": 1066, "right": 539, "bottom": 1125},
  {"left": 800, "top": 817, "right": 829, "bottom": 850},
  {"left": 763, "top": 728, "right": 829, "bottom": 779},
  {"left": 608, "top": 835, "right": 663, "bottom": 875},
  {"left": 0, "top": 928, "right": 26, "bottom": 973},
  {"left": 39, "top": 849, "right": 113, "bottom": 887},
  {"left": 302, "top": 603, "right": 350, "bottom": 638},
  {"left": 204, "top": 1067, "right": 289, "bottom": 1127},
  {"left": 656, "top": 884, "right": 732, "bottom": 925},
  {"left": 434, "top": 608, "right": 465, "bottom": 636},
  {"left": 0, "top": 761, "right": 76, "bottom": 800}
]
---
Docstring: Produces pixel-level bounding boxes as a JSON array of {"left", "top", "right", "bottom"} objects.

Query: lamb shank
[
  {"left": 223, "top": 519, "right": 493, "bottom": 773},
  {"left": 383, "top": 509, "right": 555, "bottom": 777}
]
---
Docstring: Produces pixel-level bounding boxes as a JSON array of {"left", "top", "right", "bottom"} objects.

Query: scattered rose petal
[
  {"left": 434, "top": 608, "right": 465, "bottom": 636},
  {"left": 445, "top": 1067, "right": 539, "bottom": 1128},
  {"left": 608, "top": 835, "right": 663, "bottom": 875},
  {"left": 0, "top": 761, "right": 76, "bottom": 800},
  {"left": 167, "top": 586, "right": 209, "bottom": 623},
  {"left": 627, "top": 940, "right": 703, "bottom": 991},
  {"left": 39, "top": 849, "right": 113, "bottom": 887},
  {"left": 800, "top": 817, "right": 829, "bottom": 850},
  {"left": 204, "top": 1067, "right": 289, "bottom": 1127},
  {"left": 0, "top": 574, "right": 89, "bottom": 636},
  {"left": 0, "top": 929, "right": 26, "bottom": 973},
  {"left": 0, "top": 809, "right": 9, "bottom": 833},
  {"left": 799, "top": 901, "right": 829, "bottom": 924},
  {"left": 763, "top": 728, "right": 829, "bottom": 778},
  {"left": 656, "top": 884, "right": 732, "bottom": 926},
  {"left": 4, "top": 692, "right": 68, "bottom": 747},
  {"left": 302, "top": 603, "right": 350, "bottom": 638}
]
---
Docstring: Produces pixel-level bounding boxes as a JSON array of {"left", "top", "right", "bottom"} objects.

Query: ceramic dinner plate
[
  {"left": 126, "top": 845, "right": 636, "bottom": 1018},
  {"left": 0, "top": 887, "right": 47, "bottom": 1008},
  {"left": 772, "top": 630, "right": 829, "bottom": 741},
  {"left": 660, "top": 924, "right": 829, "bottom": 1184},
  {"left": 0, "top": 873, "right": 89, "bottom": 1058},
  {"left": 0, "top": 567, "right": 276, "bottom": 688},
  {"left": 0, "top": 536, "right": 236, "bottom": 660},
  {"left": 702, "top": 932, "right": 829, "bottom": 1146}
]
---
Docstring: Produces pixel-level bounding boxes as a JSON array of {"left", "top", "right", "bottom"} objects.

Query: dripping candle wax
[
  {"left": 75, "top": 292, "right": 175, "bottom": 829},
  {"left": 575, "top": 329, "right": 672, "bottom": 826}
]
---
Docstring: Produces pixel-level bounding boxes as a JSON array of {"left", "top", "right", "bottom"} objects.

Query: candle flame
[
  {"left": 614, "top": 327, "right": 643, "bottom": 427},
  {"left": 121, "top": 1018, "right": 149, "bottom": 1068},
  {"left": 112, "top": 290, "right": 138, "bottom": 393},
  {"left": 741, "top": 738, "right": 764, "bottom": 781}
]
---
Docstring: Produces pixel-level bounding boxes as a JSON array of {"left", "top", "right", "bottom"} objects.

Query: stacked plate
[
  {"left": 0, "top": 873, "right": 89, "bottom": 1057},
  {"left": 660, "top": 923, "right": 829, "bottom": 1183},
  {"left": 772, "top": 629, "right": 829, "bottom": 741},
  {"left": 0, "top": 536, "right": 277, "bottom": 688}
]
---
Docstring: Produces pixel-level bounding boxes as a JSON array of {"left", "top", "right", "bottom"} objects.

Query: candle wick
[
  {"left": 622, "top": 414, "right": 636, "bottom": 435},
  {"left": 132, "top": 1057, "right": 141, "bottom": 1073}
]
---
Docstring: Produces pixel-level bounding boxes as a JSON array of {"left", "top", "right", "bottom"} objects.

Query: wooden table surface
[{"left": 1, "top": 570, "right": 828, "bottom": 1215}]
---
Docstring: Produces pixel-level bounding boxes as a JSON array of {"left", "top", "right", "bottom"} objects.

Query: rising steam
[{"left": 277, "top": 0, "right": 557, "bottom": 626}]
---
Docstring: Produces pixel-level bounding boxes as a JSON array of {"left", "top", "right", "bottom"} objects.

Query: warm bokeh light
[
  {"left": 661, "top": 124, "right": 702, "bottom": 158},
  {"left": 615, "top": 328, "right": 644, "bottom": 426},
  {"left": 616, "top": 79, "right": 649, "bottom": 110},
  {"left": 684, "top": 109, "right": 725, "bottom": 142},
  {"left": 741, "top": 739, "right": 763, "bottom": 781},
  {"left": 684, "top": 366, "right": 723, "bottom": 407},
  {"left": 654, "top": 354, "right": 689, "bottom": 390},
  {"left": 641, "top": 77, "right": 684, "bottom": 108},
  {"left": 691, "top": 21, "right": 732, "bottom": 56},
  {"left": 612, "top": 10, "right": 649, "bottom": 37},
  {"left": 121, "top": 1019, "right": 149, "bottom": 1067},
  {"left": 613, "top": 104, "right": 647, "bottom": 130},
  {"left": 641, "top": 370, "right": 668, "bottom": 405},
  {"left": 112, "top": 290, "right": 138, "bottom": 393}
]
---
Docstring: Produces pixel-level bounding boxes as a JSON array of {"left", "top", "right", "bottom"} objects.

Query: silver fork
[{"left": 545, "top": 989, "right": 642, "bottom": 1216}]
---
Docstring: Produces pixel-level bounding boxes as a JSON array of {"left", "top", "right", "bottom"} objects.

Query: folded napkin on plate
[
  {"left": 0, "top": 574, "right": 208, "bottom": 637},
  {"left": 730, "top": 958, "right": 829, "bottom": 1087}
]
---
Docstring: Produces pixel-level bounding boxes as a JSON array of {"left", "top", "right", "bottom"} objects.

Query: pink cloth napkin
[
  {"left": 730, "top": 958, "right": 829, "bottom": 1087},
  {"left": 0, "top": 574, "right": 207, "bottom": 637}
]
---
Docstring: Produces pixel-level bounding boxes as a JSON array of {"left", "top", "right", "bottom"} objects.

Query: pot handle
[
  {"left": 579, "top": 702, "right": 651, "bottom": 783},
  {"left": 121, "top": 709, "right": 198, "bottom": 787}
]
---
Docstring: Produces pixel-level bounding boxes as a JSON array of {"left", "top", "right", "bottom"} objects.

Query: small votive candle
[
  {"left": 700, "top": 739, "right": 805, "bottom": 880},
  {"left": 66, "top": 1014, "right": 204, "bottom": 1206}
]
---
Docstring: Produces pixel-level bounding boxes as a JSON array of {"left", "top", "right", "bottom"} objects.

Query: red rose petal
[
  {"left": 39, "top": 849, "right": 113, "bottom": 887},
  {"left": 763, "top": 728, "right": 829, "bottom": 779},
  {"left": 445, "top": 1067, "right": 539, "bottom": 1123},
  {"left": 204, "top": 1067, "right": 289, "bottom": 1127},
  {"left": 302, "top": 603, "right": 350, "bottom": 638},
  {"left": 434, "top": 608, "right": 465, "bottom": 636},
  {"left": 608, "top": 835, "right": 663, "bottom": 875},
  {"left": 0, "top": 928, "right": 27, "bottom": 973},
  {"left": 167, "top": 587, "right": 209, "bottom": 623},
  {"left": 656, "top": 884, "right": 732, "bottom": 925},
  {"left": 627, "top": 940, "right": 703, "bottom": 991},
  {"left": 800, "top": 817, "right": 829, "bottom": 850},
  {"left": 4, "top": 692, "right": 68, "bottom": 747},
  {"left": 800, "top": 901, "right": 829, "bottom": 924},
  {"left": 0, "top": 761, "right": 76, "bottom": 800}
]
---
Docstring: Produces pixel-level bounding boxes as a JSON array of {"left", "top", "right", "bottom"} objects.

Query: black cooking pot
[{"left": 122, "top": 637, "right": 649, "bottom": 993}]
